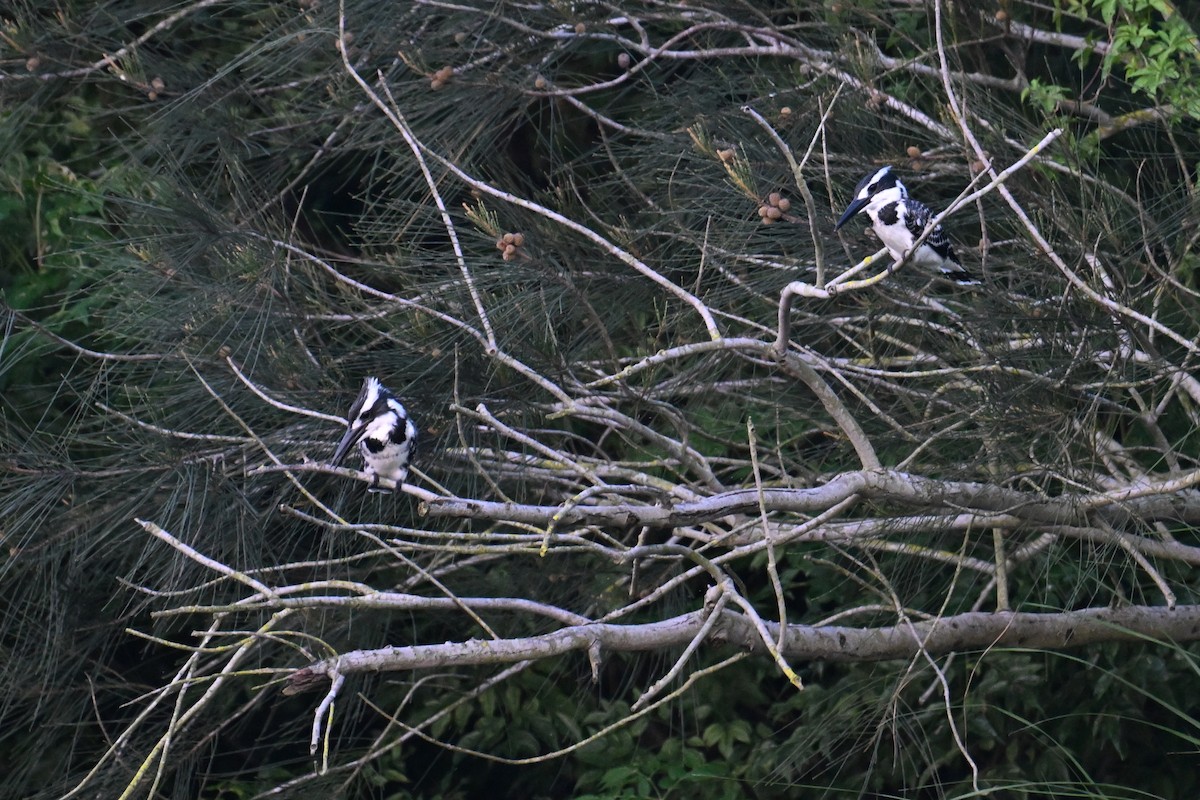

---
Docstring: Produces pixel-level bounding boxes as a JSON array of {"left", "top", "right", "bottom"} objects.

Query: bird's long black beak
[
  {"left": 331, "top": 425, "right": 364, "bottom": 466},
  {"left": 835, "top": 197, "right": 868, "bottom": 230}
]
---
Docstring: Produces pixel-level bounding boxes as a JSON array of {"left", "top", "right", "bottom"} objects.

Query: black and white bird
[
  {"left": 331, "top": 377, "right": 417, "bottom": 493},
  {"left": 835, "top": 166, "right": 978, "bottom": 285}
]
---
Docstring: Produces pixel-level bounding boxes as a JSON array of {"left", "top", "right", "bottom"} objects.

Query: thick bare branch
[
  {"left": 286, "top": 603, "right": 1200, "bottom": 691},
  {"left": 422, "top": 468, "right": 1200, "bottom": 530}
]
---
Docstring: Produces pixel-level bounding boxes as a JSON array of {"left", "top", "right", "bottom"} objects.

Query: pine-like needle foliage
[{"left": 2, "top": 1, "right": 1200, "bottom": 798}]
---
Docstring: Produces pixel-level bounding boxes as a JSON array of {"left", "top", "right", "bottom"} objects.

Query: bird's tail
[{"left": 941, "top": 267, "right": 981, "bottom": 285}]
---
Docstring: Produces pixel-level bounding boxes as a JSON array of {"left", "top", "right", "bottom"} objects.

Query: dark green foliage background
[{"left": 2, "top": 1, "right": 1200, "bottom": 798}]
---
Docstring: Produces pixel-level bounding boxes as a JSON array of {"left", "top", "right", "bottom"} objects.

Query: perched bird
[
  {"left": 331, "top": 377, "right": 417, "bottom": 493},
  {"left": 835, "top": 165, "right": 978, "bottom": 284}
]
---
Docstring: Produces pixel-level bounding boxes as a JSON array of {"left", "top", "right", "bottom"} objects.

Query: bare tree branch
[{"left": 286, "top": 603, "right": 1200, "bottom": 691}]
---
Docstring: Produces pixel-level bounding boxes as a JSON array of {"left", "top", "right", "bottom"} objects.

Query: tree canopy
[{"left": 3, "top": 1, "right": 1200, "bottom": 798}]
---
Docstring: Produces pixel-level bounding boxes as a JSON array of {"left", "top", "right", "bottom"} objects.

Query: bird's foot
[{"left": 366, "top": 474, "right": 399, "bottom": 494}]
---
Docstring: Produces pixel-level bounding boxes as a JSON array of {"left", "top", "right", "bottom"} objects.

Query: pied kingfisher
[
  {"left": 835, "top": 165, "right": 978, "bottom": 285},
  {"left": 331, "top": 377, "right": 417, "bottom": 493}
]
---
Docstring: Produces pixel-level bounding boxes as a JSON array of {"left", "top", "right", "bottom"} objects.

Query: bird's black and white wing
[{"left": 901, "top": 198, "right": 978, "bottom": 285}]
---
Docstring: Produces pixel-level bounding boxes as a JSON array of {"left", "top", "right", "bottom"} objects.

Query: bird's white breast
[
  {"left": 865, "top": 202, "right": 912, "bottom": 257},
  {"left": 362, "top": 410, "right": 403, "bottom": 443},
  {"left": 865, "top": 199, "right": 945, "bottom": 269},
  {"left": 358, "top": 409, "right": 414, "bottom": 482}
]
